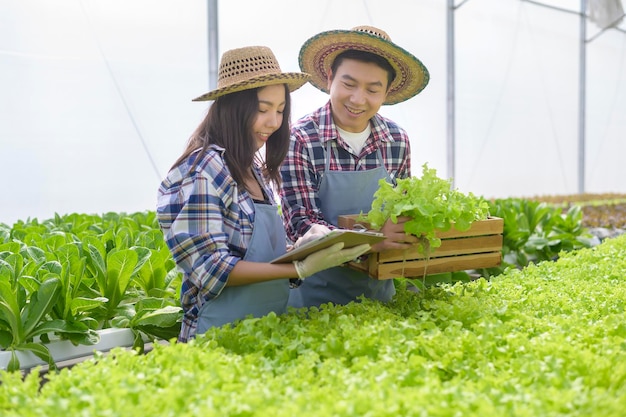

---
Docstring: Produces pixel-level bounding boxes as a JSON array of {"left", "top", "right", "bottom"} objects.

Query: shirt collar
[{"left": 317, "top": 101, "right": 394, "bottom": 145}]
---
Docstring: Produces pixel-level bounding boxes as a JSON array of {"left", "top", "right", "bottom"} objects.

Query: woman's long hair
[{"left": 172, "top": 84, "right": 292, "bottom": 190}]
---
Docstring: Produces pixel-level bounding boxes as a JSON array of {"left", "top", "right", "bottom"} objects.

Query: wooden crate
[{"left": 337, "top": 215, "right": 504, "bottom": 280}]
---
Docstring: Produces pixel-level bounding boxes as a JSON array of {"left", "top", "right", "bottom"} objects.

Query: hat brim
[
  {"left": 299, "top": 30, "right": 429, "bottom": 105},
  {"left": 192, "top": 73, "right": 311, "bottom": 102}
]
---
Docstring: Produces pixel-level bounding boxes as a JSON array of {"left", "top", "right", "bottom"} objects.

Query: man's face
[{"left": 327, "top": 58, "right": 389, "bottom": 133}]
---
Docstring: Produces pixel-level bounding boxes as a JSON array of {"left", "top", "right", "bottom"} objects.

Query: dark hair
[
  {"left": 172, "top": 84, "right": 292, "bottom": 189},
  {"left": 330, "top": 50, "right": 396, "bottom": 90}
]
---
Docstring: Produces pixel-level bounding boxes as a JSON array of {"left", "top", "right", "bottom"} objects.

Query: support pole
[
  {"left": 578, "top": 0, "right": 587, "bottom": 194},
  {"left": 208, "top": 0, "right": 219, "bottom": 90},
  {"left": 447, "top": 0, "right": 456, "bottom": 186}
]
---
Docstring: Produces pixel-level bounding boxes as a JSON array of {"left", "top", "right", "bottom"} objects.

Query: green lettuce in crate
[{"left": 362, "top": 163, "right": 490, "bottom": 254}]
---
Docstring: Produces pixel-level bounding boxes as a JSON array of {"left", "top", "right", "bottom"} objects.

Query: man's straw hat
[
  {"left": 193, "top": 46, "right": 310, "bottom": 101},
  {"left": 298, "top": 26, "right": 429, "bottom": 105}
]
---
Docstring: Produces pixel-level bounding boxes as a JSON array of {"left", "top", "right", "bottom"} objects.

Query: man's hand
[
  {"left": 370, "top": 216, "right": 419, "bottom": 252},
  {"left": 293, "top": 224, "right": 332, "bottom": 248}
]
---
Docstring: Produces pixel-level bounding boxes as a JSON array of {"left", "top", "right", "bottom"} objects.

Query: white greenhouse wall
[{"left": 1, "top": 0, "right": 625, "bottom": 224}]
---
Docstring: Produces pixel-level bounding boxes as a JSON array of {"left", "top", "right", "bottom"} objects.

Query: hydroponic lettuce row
[
  {"left": 1, "top": 234, "right": 625, "bottom": 416},
  {"left": 521, "top": 193, "right": 626, "bottom": 229},
  {"left": 363, "top": 163, "right": 490, "bottom": 253},
  {"left": 0, "top": 212, "right": 182, "bottom": 371}
]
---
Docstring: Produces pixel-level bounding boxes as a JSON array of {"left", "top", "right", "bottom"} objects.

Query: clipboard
[{"left": 271, "top": 229, "right": 386, "bottom": 264}]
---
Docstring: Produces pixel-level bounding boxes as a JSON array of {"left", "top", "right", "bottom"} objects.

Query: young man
[{"left": 280, "top": 26, "right": 431, "bottom": 308}]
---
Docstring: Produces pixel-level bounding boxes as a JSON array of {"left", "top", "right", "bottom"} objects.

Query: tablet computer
[{"left": 270, "top": 229, "right": 386, "bottom": 264}]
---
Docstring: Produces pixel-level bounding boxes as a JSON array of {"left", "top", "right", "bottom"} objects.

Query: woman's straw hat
[
  {"left": 193, "top": 46, "right": 310, "bottom": 101},
  {"left": 298, "top": 26, "right": 429, "bottom": 105}
]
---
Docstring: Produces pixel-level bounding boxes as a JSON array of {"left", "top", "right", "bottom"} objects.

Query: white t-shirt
[{"left": 337, "top": 125, "right": 371, "bottom": 155}]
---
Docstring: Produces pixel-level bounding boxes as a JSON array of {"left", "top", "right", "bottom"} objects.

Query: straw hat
[
  {"left": 192, "top": 46, "right": 310, "bottom": 101},
  {"left": 298, "top": 26, "right": 429, "bottom": 105}
]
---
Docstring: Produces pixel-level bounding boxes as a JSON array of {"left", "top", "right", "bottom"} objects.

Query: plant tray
[
  {"left": 337, "top": 215, "right": 504, "bottom": 280},
  {"left": 0, "top": 328, "right": 139, "bottom": 371}
]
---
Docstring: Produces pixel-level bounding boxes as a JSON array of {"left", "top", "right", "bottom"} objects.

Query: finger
[
  {"left": 323, "top": 242, "right": 345, "bottom": 253},
  {"left": 386, "top": 232, "right": 418, "bottom": 244},
  {"left": 310, "top": 224, "right": 332, "bottom": 235},
  {"left": 341, "top": 244, "right": 371, "bottom": 258},
  {"left": 386, "top": 216, "right": 411, "bottom": 225},
  {"left": 353, "top": 243, "right": 371, "bottom": 254},
  {"left": 399, "top": 233, "right": 420, "bottom": 243},
  {"left": 385, "top": 241, "right": 415, "bottom": 250}
]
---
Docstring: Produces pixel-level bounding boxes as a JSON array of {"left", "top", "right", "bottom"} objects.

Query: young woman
[{"left": 157, "top": 46, "right": 369, "bottom": 342}]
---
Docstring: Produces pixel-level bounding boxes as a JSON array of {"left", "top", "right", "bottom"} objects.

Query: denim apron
[
  {"left": 288, "top": 142, "right": 395, "bottom": 308},
  {"left": 196, "top": 203, "right": 289, "bottom": 332}
]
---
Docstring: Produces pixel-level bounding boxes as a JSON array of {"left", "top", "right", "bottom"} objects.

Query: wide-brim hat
[
  {"left": 299, "top": 26, "right": 429, "bottom": 105},
  {"left": 192, "top": 46, "right": 311, "bottom": 101}
]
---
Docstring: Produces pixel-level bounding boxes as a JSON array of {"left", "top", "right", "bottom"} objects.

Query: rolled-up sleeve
[
  {"left": 157, "top": 148, "right": 251, "bottom": 326},
  {"left": 280, "top": 127, "right": 331, "bottom": 241}
]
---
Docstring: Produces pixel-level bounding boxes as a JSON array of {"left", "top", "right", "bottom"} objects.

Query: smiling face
[
  {"left": 327, "top": 58, "right": 390, "bottom": 133},
  {"left": 253, "top": 84, "right": 286, "bottom": 150}
]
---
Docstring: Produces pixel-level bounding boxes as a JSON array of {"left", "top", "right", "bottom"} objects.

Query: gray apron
[
  {"left": 288, "top": 142, "right": 395, "bottom": 308},
  {"left": 196, "top": 202, "right": 289, "bottom": 332}
]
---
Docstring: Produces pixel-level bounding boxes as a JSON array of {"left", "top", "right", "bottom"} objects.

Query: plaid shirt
[
  {"left": 280, "top": 101, "right": 411, "bottom": 242},
  {"left": 156, "top": 145, "right": 278, "bottom": 342}
]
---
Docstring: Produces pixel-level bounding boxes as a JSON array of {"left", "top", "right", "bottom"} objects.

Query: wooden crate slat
[
  {"left": 337, "top": 214, "right": 367, "bottom": 230},
  {"left": 337, "top": 215, "right": 504, "bottom": 239},
  {"left": 435, "top": 217, "right": 504, "bottom": 238},
  {"left": 378, "top": 235, "right": 503, "bottom": 263},
  {"left": 337, "top": 215, "right": 504, "bottom": 280},
  {"left": 374, "top": 252, "right": 502, "bottom": 279}
]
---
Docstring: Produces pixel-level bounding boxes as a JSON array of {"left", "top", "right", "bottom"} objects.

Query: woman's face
[{"left": 253, "top": 84, "right": 286, "bottom": 150}]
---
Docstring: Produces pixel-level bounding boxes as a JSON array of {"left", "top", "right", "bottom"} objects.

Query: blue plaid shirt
[
  {"left": 280, "top": 101, "right": 411, "bottom": 242},
  {"left": 156, "top": 145, "right": 278, "bottom": 342}
]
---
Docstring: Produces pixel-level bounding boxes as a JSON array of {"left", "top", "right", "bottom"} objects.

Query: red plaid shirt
[{"left": 280, "top": 101, "right": 411, "bottom": 242}]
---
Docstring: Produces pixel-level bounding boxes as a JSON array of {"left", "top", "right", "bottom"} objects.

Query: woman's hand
[{"left": 293, "top": 242, "right": 371, "bottom": 279}]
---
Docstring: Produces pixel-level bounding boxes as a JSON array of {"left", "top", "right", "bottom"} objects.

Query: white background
[{"left": 1, "top": 0, "right": 625, "bottom": 225}]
